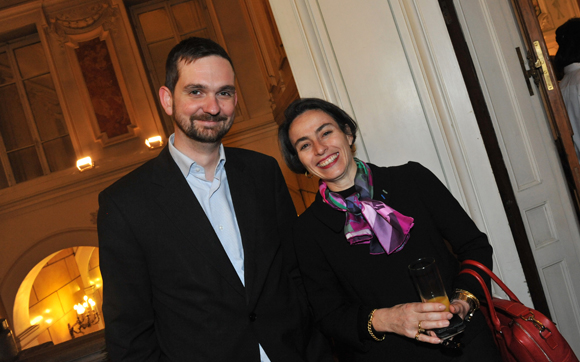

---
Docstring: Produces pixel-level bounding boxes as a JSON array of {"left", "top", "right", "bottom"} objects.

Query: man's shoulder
[{"left": 101, "top": 148, "right": 172, "bottom": 197}]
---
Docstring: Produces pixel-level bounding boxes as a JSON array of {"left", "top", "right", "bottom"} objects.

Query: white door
[{"left": 453, "top": 0, "right": 580, "bottom": 350}]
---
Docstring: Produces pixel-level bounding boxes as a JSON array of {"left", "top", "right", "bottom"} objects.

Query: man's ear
[{"left": 159, "top": 86, "right": 173, "bottom": 116}]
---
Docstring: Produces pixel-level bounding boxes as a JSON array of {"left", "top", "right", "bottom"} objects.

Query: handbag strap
[
  {"left": 461, "top": 260, "right": 521, "bottom": 303},
  {"left": 459, "top": 268, "right": 502, "bottom": 331}
]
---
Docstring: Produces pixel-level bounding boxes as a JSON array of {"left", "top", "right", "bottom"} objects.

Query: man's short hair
[
  {"left": 278, "top": 98, "right": 358, "bottom": 174},
  {"left": 555, "top": 18, "right": 580, "bottom": 74},
  {"left": 165, "top": 37, "right": 234, "bottom": 93}
]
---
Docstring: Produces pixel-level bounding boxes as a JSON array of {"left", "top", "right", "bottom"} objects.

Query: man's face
[{"left": 161, "top": 56, "right": 237, "bottom": 144}]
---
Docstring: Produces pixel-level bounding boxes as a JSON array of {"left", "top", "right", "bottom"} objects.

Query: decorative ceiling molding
[{"left": 46, "top": 2, "right": 119, "bottom": 40}]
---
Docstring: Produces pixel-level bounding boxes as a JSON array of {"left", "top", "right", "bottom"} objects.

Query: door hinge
[{"left": 532, "top": 40, "right": 554, "bottom": 91}]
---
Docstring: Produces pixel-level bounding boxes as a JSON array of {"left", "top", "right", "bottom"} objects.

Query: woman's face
[{"left": 288, "top": 110, "right": 357, "bottom": 191}]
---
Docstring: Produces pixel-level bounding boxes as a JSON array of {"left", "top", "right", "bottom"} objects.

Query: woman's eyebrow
[
  {"left": 315, "top": 123, "right": 333, "bottom": 133},
  {"left": 293, "top": 136, "right": 309, "bottom": 148}
]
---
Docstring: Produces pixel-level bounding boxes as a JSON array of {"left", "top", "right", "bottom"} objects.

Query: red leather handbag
[{"left": 460, "top": 260, "right": 579, "bottom": 362}]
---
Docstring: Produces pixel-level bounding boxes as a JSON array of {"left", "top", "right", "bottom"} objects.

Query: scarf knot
[{"left": 320, "top": 159, "right": 414, "bottom": 255}]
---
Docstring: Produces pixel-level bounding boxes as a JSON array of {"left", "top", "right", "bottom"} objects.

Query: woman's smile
[{"left": 317, "top": 152, "right": 339, "bottom": 168}]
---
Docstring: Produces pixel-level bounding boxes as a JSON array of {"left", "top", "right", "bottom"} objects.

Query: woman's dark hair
[
  {"left": 165, "top": 37, "right": 234, "bottom": 93},
  {"left": 278, "top": 98, "right": 358, "bottom": 174},
  {"left": 554, "top": 18, "right": 580, "bottom": 75}
]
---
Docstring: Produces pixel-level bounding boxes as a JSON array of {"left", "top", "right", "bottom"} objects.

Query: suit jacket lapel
[
  {"left": 152, "top": 148, "right": 245, "bottom": 296},
  {"left": 225, "top": 149, "right": 277, "bottom": 307}
]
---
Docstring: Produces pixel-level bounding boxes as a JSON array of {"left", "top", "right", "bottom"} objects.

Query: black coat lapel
[
  {"left": 311, "top": 193, "right": 345, "bottom": 232},
  {"left": 225, "top": 149, "right": 278, "bottom": 306},
  {"left": 152, "top": 147, "right": 245, "bottom": 296}
]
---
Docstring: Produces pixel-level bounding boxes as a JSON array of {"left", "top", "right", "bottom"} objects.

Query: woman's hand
[
  {"left": 371, "top": 302, "right": 452, "bottom": 344},
  {"left": 449, "top": 299, "right": 470, "bottom": 320}
]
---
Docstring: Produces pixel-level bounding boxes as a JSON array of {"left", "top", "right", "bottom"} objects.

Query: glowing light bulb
[
  {"left": 76, "top": 157, "right": 94, "bottom": 172},
  {"left": 145, "top": 136, "right": 163, "bottom": 149},
  {"left": 77, "top": 304, "right": 86, "bottom": 314}
]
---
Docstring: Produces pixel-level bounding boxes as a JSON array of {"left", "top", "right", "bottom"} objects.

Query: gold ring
[
  {"left": 415, "top": 332, "right": 421, "bottom": 341},
  {"left": 418, "top": 321, "right": 422, "bottom": 330}
]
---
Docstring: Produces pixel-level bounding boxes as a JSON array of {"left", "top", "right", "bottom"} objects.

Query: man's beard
[{"left": 174, "top": 112, "right": 234, "bottom": 143}]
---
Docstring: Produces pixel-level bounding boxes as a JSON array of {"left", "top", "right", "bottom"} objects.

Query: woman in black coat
[{"left": 278, "top": 98, "right": 501, "bottom": 361}]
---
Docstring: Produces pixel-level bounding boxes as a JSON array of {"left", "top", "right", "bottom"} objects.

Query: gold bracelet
[
  {"left": 451, "top": 289, "right": 480, "bottom": 322},
  {"left": 367, "top": 309, "right": 386, "bottom": 342}
]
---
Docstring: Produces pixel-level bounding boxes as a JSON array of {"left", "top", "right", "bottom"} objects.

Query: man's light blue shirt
[{"left": 168, "top": 134, "right": 270, "bottom": 362}]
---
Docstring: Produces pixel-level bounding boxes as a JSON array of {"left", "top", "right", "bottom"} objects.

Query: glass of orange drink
[{"left": 408, "top": 257, "right": 450, "bottom": 312}]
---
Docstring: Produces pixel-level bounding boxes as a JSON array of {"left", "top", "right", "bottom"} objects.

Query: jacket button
[{"left": 249, "top": 313, "right": 257, "bottom": 322}]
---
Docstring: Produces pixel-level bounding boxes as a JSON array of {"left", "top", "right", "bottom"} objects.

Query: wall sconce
[
  {"left": 145, "top": 136, "right": 163, "bottom": 149},
  {"left": 30, "top": 316, "right": 43, "bottom": 325},
  {"left": 68, "top": 296, "right": 100, "bottom": 338},
  {"left": 76, "top": 157, "right": 94, "bottom": 172}
]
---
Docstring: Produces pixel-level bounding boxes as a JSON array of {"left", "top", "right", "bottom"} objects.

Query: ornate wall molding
[{"left": 46, "top": 2, "right": 120, "bottom": 44}]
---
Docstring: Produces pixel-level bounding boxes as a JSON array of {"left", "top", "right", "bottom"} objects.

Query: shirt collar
[
  {"left": 564, "top": 63, "right": 580, "bottom": 74},
  {"left": 167, "top": 133, "right": 226, "bottom": 178}
]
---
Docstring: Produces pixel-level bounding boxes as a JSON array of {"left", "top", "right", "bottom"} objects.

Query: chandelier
[{"left": 68, "top": 295, "right": 100, "bottom": 338}]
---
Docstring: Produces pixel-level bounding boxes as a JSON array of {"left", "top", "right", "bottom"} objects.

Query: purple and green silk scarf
[{"left": 319, "top": 159, "right": 414, "bottom": 255}]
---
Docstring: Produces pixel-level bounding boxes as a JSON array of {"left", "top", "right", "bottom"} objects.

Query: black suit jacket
[{"left": 98, "top": 147, "right": 325, "bottom": 361}]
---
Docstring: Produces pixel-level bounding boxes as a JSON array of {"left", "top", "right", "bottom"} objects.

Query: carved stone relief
[{"left": 47, "top": 2, "right": 119, "bottom": 42}]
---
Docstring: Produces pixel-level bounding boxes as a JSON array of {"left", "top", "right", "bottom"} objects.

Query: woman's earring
[{"left": 305, "top": 171, "right": 313, "bottom": 179}]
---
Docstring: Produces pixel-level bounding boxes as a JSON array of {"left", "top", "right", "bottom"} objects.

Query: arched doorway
[
  {"left": 0, "top": 229, "right": 102, "bottom": 349},
  {"left": 16, "top": 246, "right": 104, "bottom": 349}
]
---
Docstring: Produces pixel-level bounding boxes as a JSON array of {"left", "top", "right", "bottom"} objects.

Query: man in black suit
[{"left": 98, "top": 37, "right": 328, "bottom": 361}]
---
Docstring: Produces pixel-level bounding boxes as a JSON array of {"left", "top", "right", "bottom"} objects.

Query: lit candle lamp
[
  {"left": 76, "top": 304, "right": 85, "bottom": 315},
  {"left": 88, "top": 298, "right": 96, "bottom": 310}
]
